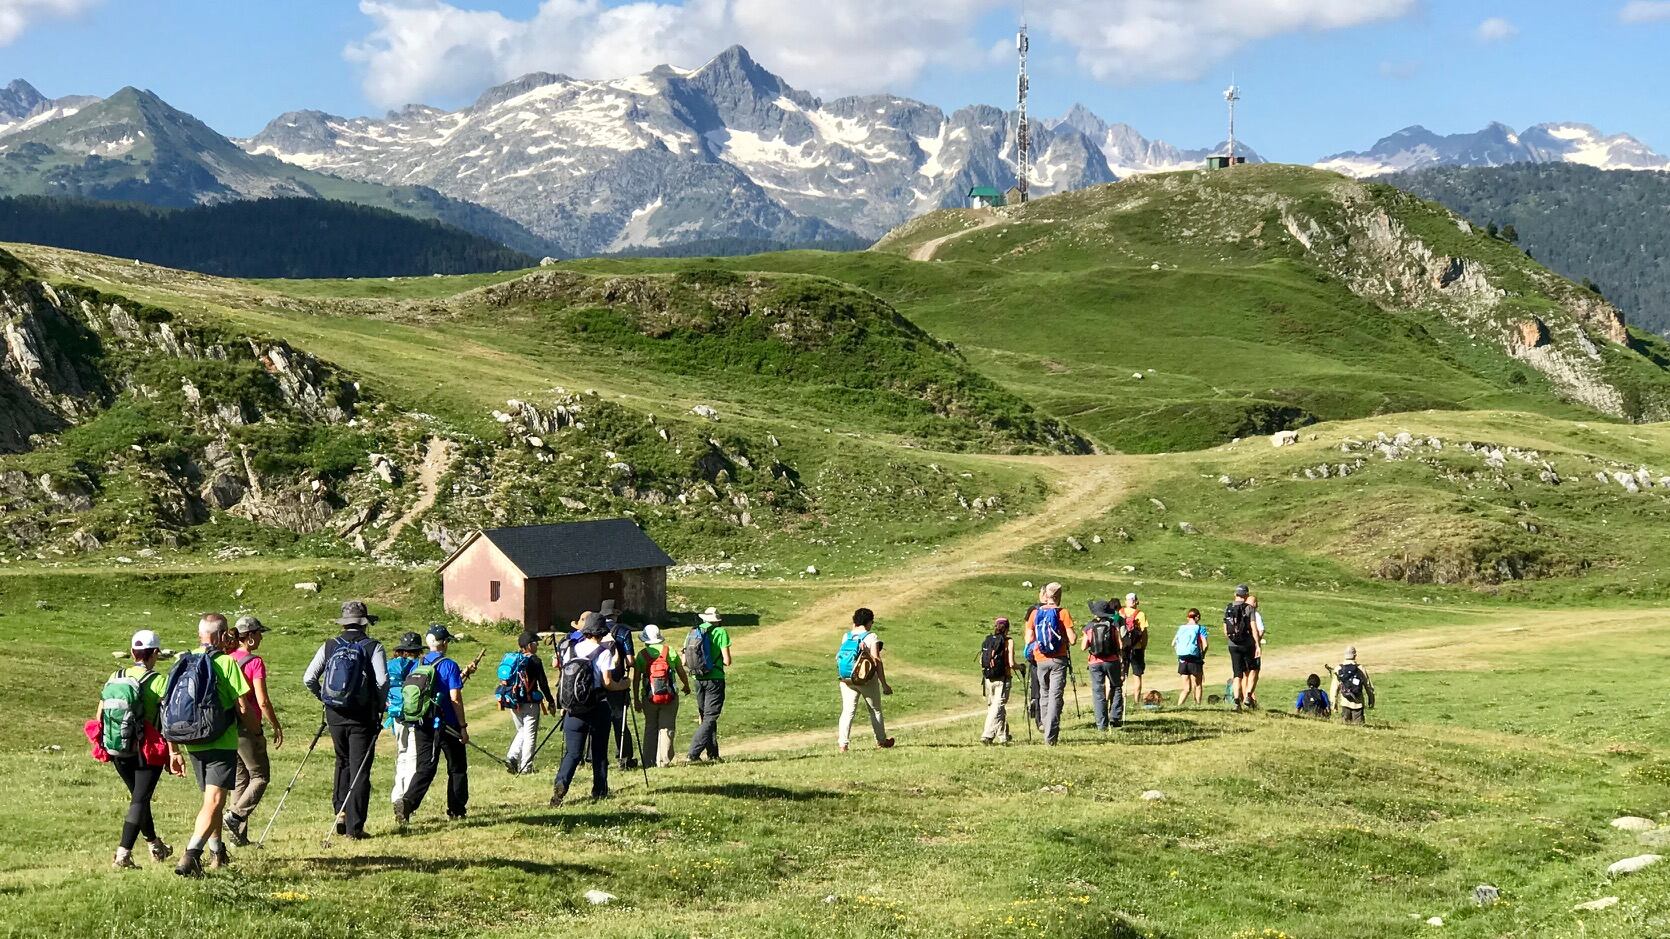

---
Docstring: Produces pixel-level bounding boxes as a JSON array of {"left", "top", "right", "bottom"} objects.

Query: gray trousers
[
  {"left": 230, "top": 728, "right": 270, "bottom": 819},
  {"left": 1036, "top": 657, "right": 1068, "bottom": 744},
  {"left": 1089, "top": 661, "right": 1123, "bottom": 729},
  {"left": 688, "top": 679, "right": 726, "bottom": 760}
]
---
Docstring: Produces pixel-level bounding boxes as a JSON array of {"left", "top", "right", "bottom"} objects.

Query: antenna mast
[
  {"left": 1223, "top": 80, "right": 1241, "bottom": 164},
  {"left": 1015, "top": 14, "right": 1030, "bottom": 203}
]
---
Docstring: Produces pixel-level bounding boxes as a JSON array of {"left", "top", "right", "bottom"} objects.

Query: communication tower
[
  {"left": 1015, "top": 18, "right": 1030, "bottom": 203},
  {"left": 1223, "top": 81, "right": 1241, "bottom": 164}
]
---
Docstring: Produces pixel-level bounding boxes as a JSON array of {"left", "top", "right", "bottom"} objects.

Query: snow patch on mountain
[{"left": 1319, "top": 122, "right": 1670, "bottom": 177}]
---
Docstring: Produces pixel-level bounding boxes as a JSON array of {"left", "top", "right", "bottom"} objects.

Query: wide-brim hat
[
  {"left": 1088, "top": 599, "right": 1113, "bottom": 618},
  {"left": 580, "top": 612, "right": 609, "bottom": 637},
  {"left": 394, "top": 631, "right": 424, "bottom": 653},
  {"left": 599, "top": 599, "right": 618, "bottom": 615},
  {"left": 698, "top": 607, "right": 723, "bottom": 624},
  {"left": 336, "top": 600, "right": 378, "bottom": 626},
  {"left": 641, "top": 624, "right": 664, "bottom": 645}
]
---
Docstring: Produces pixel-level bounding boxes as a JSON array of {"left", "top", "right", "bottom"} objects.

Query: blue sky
[{"left": 4, "top": 0, "right": 1668, "bottom": 162}]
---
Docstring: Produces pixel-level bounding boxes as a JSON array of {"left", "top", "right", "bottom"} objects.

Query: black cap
[
  {"left": 336, "top": 600, "right": 378, "bottom": 626},
  {"left": 518, "top": 630, "right": 540, "bottom": 648},
  {"left": 426, "top": 623, "right": 454, "bottom": 643},
  {"left": 394, "top": 631, "right": 424, "bottom": 653},
  {"left": 1234, "top": 584, "right": 1250, "bottom": 598}
]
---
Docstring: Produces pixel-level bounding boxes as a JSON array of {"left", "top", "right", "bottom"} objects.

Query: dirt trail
[
  {"left": 908, "top": 212, "right": 1003, "bottom": 262},
  {"left": 376, "top": 437, "right": 454, "bottom": 555}
]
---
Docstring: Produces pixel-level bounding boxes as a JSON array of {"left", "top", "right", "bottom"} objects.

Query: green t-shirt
[
  {"left": 183, "top": 649, "right": 250, "bottom": 753},
  {"left": 122, "top": 664, "right": 165, "bottom": 725},
  {"left": 634, "top": 643, "right": 682, "bottom": 674},
  {"left": 695, "top": 626, "right": 731, "bottom": 680}
]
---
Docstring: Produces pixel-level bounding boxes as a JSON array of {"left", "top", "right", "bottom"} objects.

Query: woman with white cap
[
  {"left": 98, "top": 629, "right": 179, "bottom": 869},
  {"left": 633, "top": 624, "right": 691, "bottom": 767}
]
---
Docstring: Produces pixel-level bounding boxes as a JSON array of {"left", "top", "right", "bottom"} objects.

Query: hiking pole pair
[
  {"left": 323, "top": 727, "right": 381, "bottom": 848},
  {"left": 256, "top": 719, "right": 327, "bottom": 849}
]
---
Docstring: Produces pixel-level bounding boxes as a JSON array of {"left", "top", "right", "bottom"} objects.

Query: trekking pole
[
  {"left": 324, "top": 727, "right": 380, "bottom": 848},
  {"left": 530, "top": 714, "right": 561, "bottom": 766},
  {"left": 256, "top": 719, "right": 327, "bottom": 849},
  {"left": 444, "top": 725, "right": 512, "bottom": 771},
  {"left": 1022, "top": 666, "right": 1032, "bottom": 745},
  {"left": 1068, "top": 659, "right": 1083, "bottom": 720},
  {"left": 627, "top": 702, "right": 651, "bottom": 790}
]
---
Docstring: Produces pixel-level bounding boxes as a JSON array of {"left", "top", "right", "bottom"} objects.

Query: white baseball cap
[
  {"left": 131, "top": 629, "right": 161, "bottom": 651},
  {"left": 1125, "top": 593, "right": 1138, "bottom": 603}
]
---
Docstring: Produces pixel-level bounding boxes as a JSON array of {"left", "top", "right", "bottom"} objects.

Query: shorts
[
  {"left": 1227, "top": 645, "right": 1257, "bottom": 678},
  {"left": 190, "top": 749, "right": 238, "bottom": 791},
  {"left": 1176, "top": 656, "right": 1203, "bottom": 678},
  {"left": 1342, "top": 707, "right": 1365, "bottom": 725},
  {"left": 1127, "top": 649, "right": 1146, "bottom": 677}
]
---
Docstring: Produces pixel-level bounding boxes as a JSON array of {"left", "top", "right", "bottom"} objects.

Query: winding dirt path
[
  {"left": 376, "top": 437, "right": 454, "bottom": 555},
  {"left": 908, "top": 212, "right": 1004, "bottom": 262}
]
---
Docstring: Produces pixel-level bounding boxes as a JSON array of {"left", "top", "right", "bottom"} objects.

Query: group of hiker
[{"left": 91, "top": 599, "right": 734, "bottom": 874}]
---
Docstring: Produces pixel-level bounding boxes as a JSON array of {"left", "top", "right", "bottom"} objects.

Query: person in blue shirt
[
  {"left": 1294, "top": 673, "right": 1331, "bottom": 718},
  {"left": 399, "top": 625, "right": 477, "bottom": 822},
  {"left": 1172, "top": 609, "right": 1209, "bottom": 707}
]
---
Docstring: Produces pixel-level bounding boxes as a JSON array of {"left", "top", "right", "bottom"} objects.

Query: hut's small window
[{"left": 490, "top": 580, "right": 501, "bottom": 602}]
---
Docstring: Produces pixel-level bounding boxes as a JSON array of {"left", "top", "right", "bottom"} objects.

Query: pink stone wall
[{"left": 441, "top": 538, "right": 527, "bottom": 626}]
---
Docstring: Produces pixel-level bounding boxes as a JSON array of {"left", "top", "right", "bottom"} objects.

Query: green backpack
[
  {"left": 99, "top": 670, "right": 155, "bottom": 758},
  {"left": 400, "top": 661, "right": 440, "bottom": 725}
]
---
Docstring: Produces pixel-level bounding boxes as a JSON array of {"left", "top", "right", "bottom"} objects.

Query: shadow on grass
[
  {"left": 458, "top": 810, "right": 655, "bottom": 832},
  {"left": 651, "top": 782, "right": 836, "bottom": 802},
  {"left": 308, "top": 854, "right": 604, "bottom": 878}
]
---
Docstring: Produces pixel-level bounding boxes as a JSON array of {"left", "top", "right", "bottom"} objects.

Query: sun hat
[
  {"left": 1343, "top": 645, "right": 1357, "bottom": 661},
  {"left": 580, "top": 612, "right": 609, "bottom": 637},
  {"left": 234, "top": 615, "right": 266, "bottom": 635},
  {"left": 641, "top": 624, "right": 664, "bottom": 645},
  {"left": 698, "top": 607, "right": 723, "bottom": 625},
  {"left": 394, "top": 631, "right": 424, "bottom": 653},
  {"left": 599, "top": 599, "right": 618, "bottom": 616},
  {"left": 131, "top": 629, "right": 161, "bottom": 651},
  {"left": 336, "top": 600, "right": 378, "bottom": 626},
  {"left": 1088, "top": 598, "right": 1113, "bottom": 618}
]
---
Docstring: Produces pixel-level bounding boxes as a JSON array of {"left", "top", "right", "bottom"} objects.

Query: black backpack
[
  {"left": 320, "top": 637, "right": 376, "bottom": 713},
  {"left": 979, "top": 634, "right": 1010, "bottom": 681},
  {"left": 159, "top": 650, "right": 234, "bottom": 745},
  {"left": 1335, "top": 663, "right": 1371, "bottom": 707},
  {"left": 1224, "top": 603, "right": 1255, "bottom": 647},
  {"left": 558, "top": 645, "right": 603, "bottom": 713},
  {"left": 1086, "top": 619, "right": 1120, "bottom": 659},
  {"left": 1297, "top": 688, "right": 1330, "bottom": 717}
]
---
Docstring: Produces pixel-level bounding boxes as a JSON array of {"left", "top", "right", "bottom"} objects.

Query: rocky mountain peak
[
  {"left": 471, "top": 71, "right": 573, "bottom": 111},
  {"left": 0, "top": 79, "right": 47, "bottom": 119}
]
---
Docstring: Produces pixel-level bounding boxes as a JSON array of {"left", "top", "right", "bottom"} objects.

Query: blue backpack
[
  {"left": 159, "top": 650, "right": 233, "bottom": 745},
  {"left": 495, "top": 651, "right": 532, "bottom": 709},
  {"left": 1034, "top": 607, "right": 1064, "bottom": 656},
  {"left": 320, "top": 637, "right": 375, "bottom": 712},
  {"left": 386, "top": 656, "right": 414, "bottom": 720},
  {"left": 836, "top": 630, "right": 866, "bottom": 680}
]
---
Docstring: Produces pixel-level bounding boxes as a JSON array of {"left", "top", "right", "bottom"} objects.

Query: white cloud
[
  {"left": 0, "top": 0, "right": 97, "bottom": 46},
  {"left": 348, "top": 0, "right": 1418, "bottom": 108},
  {"left": 1620, "top": 1, "right": 1670, "bottom": 23},
  {"left": 1475, "top": 16, "right": 1518, "bottom": 42}
]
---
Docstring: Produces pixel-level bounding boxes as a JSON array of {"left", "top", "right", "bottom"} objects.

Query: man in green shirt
[
  {"left": 685, "top": 607, "right": 733, "bottom": 763},
  {"left": 173, "top": 614, "right": 254, "bottom": 877},
  {"left": 633, "top": 625, "right": 691, "bottom": 767}
]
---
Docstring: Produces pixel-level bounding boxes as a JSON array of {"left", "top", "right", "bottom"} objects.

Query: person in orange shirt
[{"left": 1024, "top": 582, "right": 1077, "bottom": 745}]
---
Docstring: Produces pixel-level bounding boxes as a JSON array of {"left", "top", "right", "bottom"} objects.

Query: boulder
[
  {"left": 1610, "top": 816, "right": 1657, "bottom": 833},
  {"left": 690, "top": 405, "right": 720, "bottom": 421},
  {"left": 1425, "top": 916, "right": 1444, "bottom": 927},
  {"left": 294, "top": 582, "right": 320, "bottom": 593},
  {"left": 1270, "top": 430, "right": 1298, "bottom": 447},
  {"left": 1473, "top": 885, "right": 1500, "bottom": 907},
  {"left": 1066, "top": 536, "right": 1085, "bottom": 552},
  {"left": 1606, "top": 854, "right": 1661, "bottom": 877},
  {"left": 1177, "top": 522, "right": 1198, "bottom": 535},
  {"left": 1572, "top": 897, "right": 1619, "bottom": 912},
  {"left": 583, "top": 889, "right": 615, "bottom": 906},
  {"left": 67, "top": 529, "right": 101, "bottom": 553},
  {"left": 1140, "top": 790, "right": 1165, "bottom": 801},
  {"left": 1638, "top": 828, "right": 1670, "bottom": 848}
]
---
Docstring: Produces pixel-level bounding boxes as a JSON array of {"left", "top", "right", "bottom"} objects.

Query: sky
[{"left": 2, "top": 0, "right": 1669, "bottom": 163}]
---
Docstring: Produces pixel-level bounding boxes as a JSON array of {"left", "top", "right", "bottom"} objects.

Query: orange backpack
[{"left": 647, "top": 648, "right": 675, "bottom": 705}]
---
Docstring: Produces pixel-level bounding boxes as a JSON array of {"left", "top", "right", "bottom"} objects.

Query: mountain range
[{"left": 2, "top": 50, "right": 1667, "bottom": 256}]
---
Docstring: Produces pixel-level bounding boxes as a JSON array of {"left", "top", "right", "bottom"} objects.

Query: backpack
[
  {"left": 1335, "top": 663, "right": 1371, "bottom": 707},
  {"left": 1224, "top": 603, "right": 1255, "bottom": 647},
  {"left": 559, "top": 645, "right": 604, "bottom": 713},
  {"left": 320, "top": 637, "right": 374, "bottom": 712},
  {"left": 1086, "top": 618, "right": 1120, "bottom": 659},
  {"left": 494, "top": 652, "right": 532, "bottom": 709},
  {"left": 646, "top": 647, "right": 675, "bottom": 705},
  {"left": 99, "top": 669, "right": 154, "bottom": 758},
  {"left": 1172, "top": 623, "right": 1202, "bottom": 658},
  {"left": 386, "top": 656, "right": 414, "bottom": 717},
  {"left": 1033, "top": 607, "right": 1064, "bottom": 656},
  {"left": 683, "top": 625, "right": 715, "bottom": 677},
  {"left": 836, "top": 630, "right": 876, "bottom": 683},
  {"left": 400, "top": 660, "right": 441, "bottom": 726},
  {"left": 159, "top": 651, "right": 234, "bottom": 745},
  {"left": 1297, "top": 688, "right": 1330, "bottom": 717},
  {"left": 979, "top": 634, "right": 1010, "bottom": 681},
  {"left": 1122, "top": 615, "right": 1145, "bottom": 651}
]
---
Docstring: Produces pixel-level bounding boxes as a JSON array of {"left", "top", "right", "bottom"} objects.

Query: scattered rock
[
  {"left": 1473, "top": 885, "right": 1500, "bottom": 907},
  {"left": 1132, "top": 372, "right": 1144, "bottom": 380},
  {"left": 690, "top": 405, "right": 720, "bottom": 421},
  {"left": 1425, "top": 916, "right": 1444, "bottom": 927},
  {"left": 67, "top": 529, "right": 101, "bottom": 553},
  {"left": 1637, "top": 828, "right": 1670, "bottom": 848},
  {"left": 1022, "top": 580, "right": 1034, "bottom": 588},
  {"left": 583, "top": 889, "right": 616, "bottom": 906},
  {"left": 1611, "top": 816, "right": 1657, "bottom": 833},
  {"left": 114, "top": 556, "right": 134, "bottom": 564},
  {"left": 1140, "top": 790, "right": 1166, "bottom": 801},
  {"left": 1270, "top": 430, "right": 1299, "bottom": 447},
  {"left": 294, "top": 582, "right": 320, "bottom": 593},
  {"left": 1148, "top": 498, "right": 1166, "bottom": 512},
  {"left": 1038, "top": 785, "right": 1068, "bottom": 795},
  {"left": 1606, "top": 854, "right": 1661, "bottom": 877},
  {"left": 1066, "top": 536, "right": 1085, "bottom": 552},
  {"left": 805, "top": 565, "right": 818, "bottom": 576},
  {"left": 1177, "top": 522, "right": 1198, "bottom": 535},
  {"left": 1091, "top": 534, "right": 1103, "bottom": 544},
  {"left": 1572, "top": 897, "right": 1619, "bottom": 912}
]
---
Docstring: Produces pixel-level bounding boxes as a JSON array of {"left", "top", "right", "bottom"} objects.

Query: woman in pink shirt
[{"left": 224, "top": 616, "right": 283, "bottom": 845}]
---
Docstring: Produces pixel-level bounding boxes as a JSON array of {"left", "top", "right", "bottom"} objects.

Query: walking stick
[
  {"left": 1068, "top": 659, "right": 1083, "bottom": 720},
  {"left": 323, "top": 727, "right": 380, "bottom": 848},
  {"left": 530, "top": 712, "right": 561, "bottom": 766},
  {"left": 627, "top": 701, "right": 651, "bottom": 790},
  {"left": 444, "top": 724, "right": 512, "bottom": 771},
  {"left": 256, "top": 719, "right": 326, "bottom": 849},
  {"left": 1022, "top": 665, "right": 1033, "bottom": 745}
]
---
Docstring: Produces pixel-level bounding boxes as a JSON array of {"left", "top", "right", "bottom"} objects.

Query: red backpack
[{"left": 647, "top": 648, "right": 675, "bottom": 705}]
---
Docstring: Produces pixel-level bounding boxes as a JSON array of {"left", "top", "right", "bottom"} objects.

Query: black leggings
[{"left": 113, "top": 757, "right": 162, "bottom": 850}]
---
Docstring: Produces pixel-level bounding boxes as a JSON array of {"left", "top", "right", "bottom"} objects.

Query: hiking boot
[
  {"left": 839, "top": 743, "right": 849, "bottom": 753},
  {"left": 222, "top": 811, "right": 249, "bottom": 847},
  {"left": 334, "top": 819, "right": 347, "bottom": 836},
  {"left": 980, "top": 737, "right": 993, "bottom": 746},
  {"left": 148, "top": 840, "right": 173, "bottom": 862},
  {"left": 549, "top": 783, "right": 568, "bottom": 807},
  {"left": 209, "top": 846, "right": 232, "bottom": 870},
  {"left": 174, "top": 851, "right": 204, "bottom": 878},
  {"left": 879, "top": 737, "right": 896, "bottom": 749},
  {"left": 112, "top": 851, "right": 138, "bottom": 870},
  {"left": 392, "top": 801, "right": 410, "bottom": 827},
  {"left": 591, "top": 790, "right": 612, "bottom": 801},
  {"left": 446, "top": 812, "right": 467, "bottom": 821},
  {"left": 345, "top": 830, "right": 371, "bottom": 841}
]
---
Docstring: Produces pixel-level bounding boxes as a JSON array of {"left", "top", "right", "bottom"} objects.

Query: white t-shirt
[
  {"left": 566, "top": 637, "right": 617, "bottom": 684},
  {"left": 849, "top": 627, "right": 880, "bottom": 655}
]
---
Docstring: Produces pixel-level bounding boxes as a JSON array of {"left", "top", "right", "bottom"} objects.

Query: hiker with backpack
[
  {"left": 1329, "top": 647, "right": 1375, "bottom": 725},
  {"left": 633, "top": 624, "right": 691, "bottom": 767},
  {"left": 552, "top": 612, "right": 628, "bottom": 804},
  {"left": 600, "top": 600, "right": 639, "bottom": 771},
  {"left": 979, "top": 617, "right": 1015, "bottom": 745},
  {"left": 1295, "top": 673, "right": 1331, "bottom": 718},
  {"left": 386, "top": 631, "right": 423, "bottom": 818},
  {"left": 302, "top": 600, "right": 389, "bottom": 840},
  {"left": 501, "top": 630, "right": 556, "bottom": 774},
  {"left": 1244, "top": 594, "right": 1268, "bottom": 708},
  {"left": 399, "top": 625, "right": 476, "bottom": 822},
  {"left": 1172, "top": 608, "right": 1209, "bottom": 706},
  {"left": 1081, "top": 599, "right": 1125, "bottom": 731},
  {"left": 836, "top": 608, "right": 896, "bottom": 752},
  {"left": 162, "top": 614, "right": 255, "bottom": 876},
  {"left": 222, "top": 616, "right": 283, "bottom": 848},
  {"left": 1025, "top": 583, "right": 1077, "bottom": 745},
  {"left": 685, "top": 606, "right": 733, "bottom": 764},
  {"left": 1118, "top": 593, "right": 1149, "bottom": 705},
  {"left": 1223, "top": 585, "right": 1259, "bottom": 710},
  {"left": 98, "top": 629, "right": 178, "bottom": 870}
]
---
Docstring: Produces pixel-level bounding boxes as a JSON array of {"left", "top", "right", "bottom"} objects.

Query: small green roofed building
[{"left": 968, "top": 186, "right": 1005, "bottom": 209}]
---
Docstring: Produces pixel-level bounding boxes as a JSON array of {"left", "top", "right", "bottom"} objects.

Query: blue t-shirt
[
  {"left": 1173, "top": 623, "right": 1208, "bottom": 659},
  {"left": 421, "top": 651, "right": 466, "bottom": 728}
]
